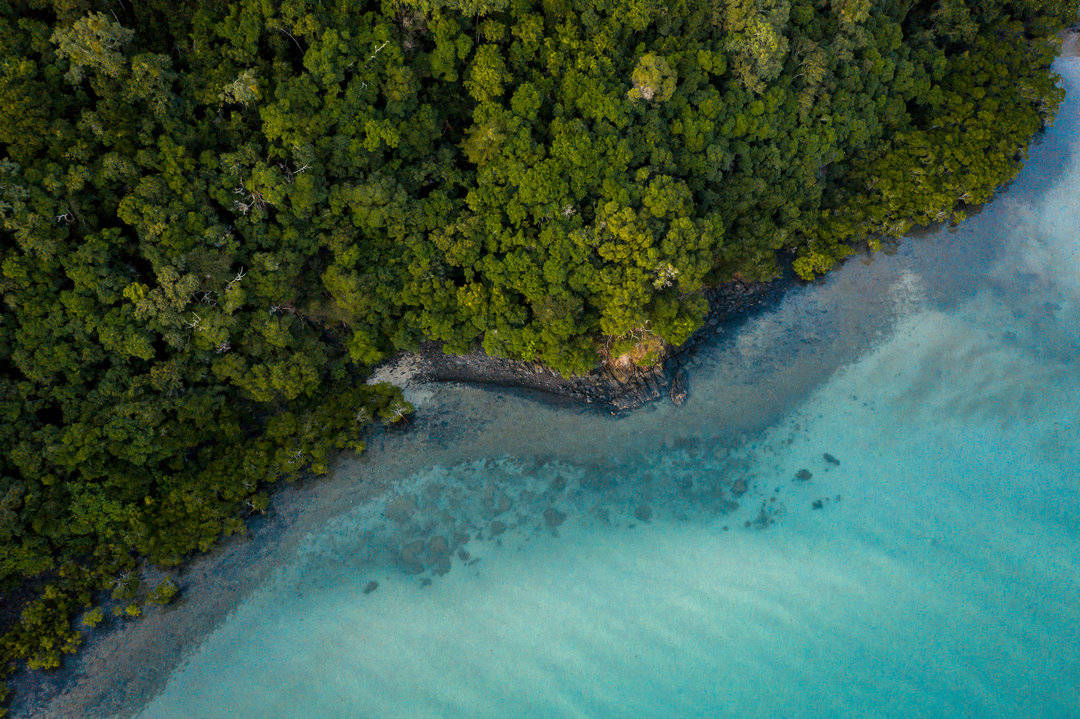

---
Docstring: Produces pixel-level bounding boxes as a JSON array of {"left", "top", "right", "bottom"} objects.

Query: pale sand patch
[{"left": 367, "top": 352, "right": 434, "bottom": 406}]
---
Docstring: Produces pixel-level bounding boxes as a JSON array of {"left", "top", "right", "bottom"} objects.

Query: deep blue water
[{"left": 27, "top": 61, "right": 1080, "bottom": 719}]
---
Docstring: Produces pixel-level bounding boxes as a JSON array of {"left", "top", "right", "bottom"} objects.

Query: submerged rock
[
  {"left": 633, "top": 504, "right": 653, "bottom": 523},
  {"left": 399, "top": 539, "right": 427, "bottom": 574},
  {"left": 420, "top": 482, "right": 444, "bottom": 507},
  {"left": 669, "top": 371, "right": 688, "bottom": 405},
  {"left": 823, "top": 453, "right": 840, "bottom": 466},
  {"left": 543, "top": 508, "right": 567, "bottom": 529},
  {"left": 594, "top": 505, "right": 611, "bottom": 524},
  {"left": 426, "top": 535, "right": 450, "bottom": 559},
  {"left": 744, "top": 502, "right": 778, "bottom": 530},
  {"left": 397, "top": 533, "right": 457, "bottom": 576},
  {"left": 384, "top": 495, "right": 417, "bottom": 523},
  {"left": 481, "top": 485, "right": 513, "bottom": 517},
  {"left": 427, "top": 535, "right": 452, "bottom": 576},
  {"left": 795, "top": 469, "right": 812, "bottom": 481},
  {"left": 488, "top": 520, "right": 507, "bottom": 537},
  {"left": 731, "top": 478, "right": 748, "bottom": 496}
]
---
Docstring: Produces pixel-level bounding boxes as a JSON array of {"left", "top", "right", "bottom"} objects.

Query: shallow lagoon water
[{"left": 21, "top": 62, "right": 1080, "bottom": 718}]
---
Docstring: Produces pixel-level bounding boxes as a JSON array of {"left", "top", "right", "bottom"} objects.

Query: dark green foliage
[
  {"left": 0, "top": 0, "right": 1075, "bottom": 709},
  {"left": 145, "top": 578, "right": 178, "bottom": 606},
  {"left": 0, "top": 1, "right": 417, "bottom": 702}
]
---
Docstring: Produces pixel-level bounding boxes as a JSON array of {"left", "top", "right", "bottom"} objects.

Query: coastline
[
  {"left": 19, "top": 62, "right": 1080, "bottom": 712},
  {"left": 373, "top": 277, "right": 792, "bottom": 412},
  {"left": 6, "top": 141, "right": 1066, "bottom": 715},
  {"left": 0, "top": 201, "right": 1027, "bottom": 719},
  {"left": 6, "top": 45, "right": 1079, "bottom": 719},
  {"left": 5, "top": 276, "right": 798, "bottom": 719},
  {"left": 368, "top": 26, "right": 1080, "bottom": 412},
  {"left": 1, "top": 268, "right": 839, "bottom": 719}
]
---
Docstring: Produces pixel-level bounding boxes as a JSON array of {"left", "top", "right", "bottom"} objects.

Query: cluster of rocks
[
  {"left": 336, "top": 442, "right": 773, "bottom": 588},
  {"left": 410, "top": 344, "right": 669, "bottom": 411},
  {"left": 366, "top": 460, "right": 580, "bottom": 579}
]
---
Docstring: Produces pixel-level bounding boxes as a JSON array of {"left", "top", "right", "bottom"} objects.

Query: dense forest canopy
[{"left": 0, "top": 0, "right": 1076, "bottom": 709}]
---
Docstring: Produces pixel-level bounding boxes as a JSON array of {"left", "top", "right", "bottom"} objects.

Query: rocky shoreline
[{"left": 374, "top": 277, "right": 794, "bottom": 411}]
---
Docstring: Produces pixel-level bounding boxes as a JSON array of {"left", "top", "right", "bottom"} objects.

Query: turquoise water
[{"left": 77, "top": 61, "right": 1080, "bottom": 718}]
